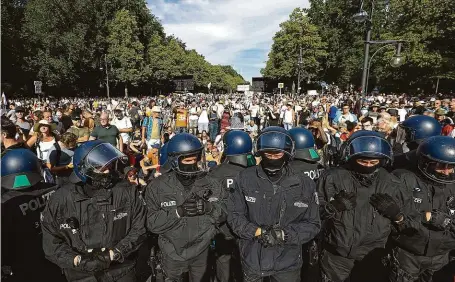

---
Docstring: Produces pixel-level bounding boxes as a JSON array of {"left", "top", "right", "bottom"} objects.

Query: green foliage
[
  {"left": 262, "top": 8, "right": 327, "bottom": 82},
  {"left": 3, "top": 0, "right": 244, "bottom": 95},
  {"left": 107, "top": 9, "right": 145, "bottom": 90},
  {"left": 304, "top": 0, "right": 455, "bottom": 92}
]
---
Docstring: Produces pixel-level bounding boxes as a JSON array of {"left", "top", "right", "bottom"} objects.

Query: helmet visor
[
  {"left": 84, "top": 143, "right": 127, "bottom": 172},
  {"left": 173, "top": 149, "right": 207, "bottom": 175},
  {"left": 418, "top": 158, "right": 455, "bottom": 184},
  {"left": 256, "top": 131, "right": 294, "bottom": 156},
  {"left": 348, "top": 136, "right": 392, "bottom": 161}
]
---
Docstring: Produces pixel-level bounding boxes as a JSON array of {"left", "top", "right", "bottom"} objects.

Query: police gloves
[
  {"left": 177, "top": 194, "right": 212, "bottom": 217},
  {"left": 258, "top": 226, "right": 287, "bottom": 247},
  {"left": 369, "top": 193, "right": 402, "bottom": 222},
  {"left": 423, "top": 210, "right": 452, "bottom": 231},
  {"left": 76, "top": 249, "right": 111, "bottom": 273},
  {"left": 327, "top": 190, "right": 357, "bottom": 213}
]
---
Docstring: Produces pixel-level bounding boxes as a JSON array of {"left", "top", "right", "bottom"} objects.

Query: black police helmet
[
  {"left": 343, "top": 130, "right": 393, "bottom": 165},
  {"left": 400, "top": 115, "right": 441, "bottom": 144},
  {"left": 288, "top": 127, "right": 320, "bottom": 162},
  {"left": 223, "top": 130, "right": 253, "bottom": 167},
  {"left": 167, "top": 133, "right": 205, "bottom": 175},
  {"left": 1, "top": 149, "right": 43, "bottom": 190},
  {"left": 255, "top": 126, "right": 295, "bottom": 157},
  {"left": 417, "top": 136, "right": 455, "bottom": 184}
]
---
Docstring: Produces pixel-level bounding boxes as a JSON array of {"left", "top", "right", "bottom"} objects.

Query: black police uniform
[
  {"left": 391, "top": 150, "right": 417, "bottom": 171},
  {"left": 317, "top": 167, "right": 416, "bottom": 282},
  {"left": 145, "top": 171, "right": 225, "bottom": 282},
  {"left": 391, "top": 169, "right": 455, "bottom": 281},
  {"left": 228, "top": 165, "right": 321, "bottom": 282},
  {"left": 41, "top": 180, "right": 147, "bottom": 281},
  {"left": 289, "top": 160, "right": 325, "bottom": 182},
  {"left": 209, "top": 162, "right": 244, "bottom": 282},
  {"left": 1, "top": 183, "right": 64, "bottom": 282}
]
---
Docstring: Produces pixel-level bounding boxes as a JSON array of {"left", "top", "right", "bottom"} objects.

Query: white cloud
[{"left": 147, "top": 0, "right": 310, "bottom": 81}]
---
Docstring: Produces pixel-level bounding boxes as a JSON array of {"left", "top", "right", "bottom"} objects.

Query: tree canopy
[
  {"left": 1, "top": 0, "right": 245, "bottom": 96},
  {"left": 263, "top": 0, "right": 455, "bottom": 93}
]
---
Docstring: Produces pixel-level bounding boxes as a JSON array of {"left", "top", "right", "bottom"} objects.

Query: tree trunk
[{"left": 124, "top": 83, "right": 128, "bottom": 98}]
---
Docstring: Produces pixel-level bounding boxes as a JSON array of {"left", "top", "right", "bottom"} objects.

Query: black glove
[
  {"left": 176, "top": 197, "right": 199, "bottom": 217},
  {"left": 258, "top": 227, "right": 286, "bottom": 247},
  {"left": 328, "top": 190, "right": 357, "bottom": 213},
  {"left": 423, "top": 210, "right": 452, "bottom": 231},
  {"left": 78, "top": 250, "right": 111, "bottom": 272},
  {"left": 369, "top": 193, "right": 402, "bottom": 221}
]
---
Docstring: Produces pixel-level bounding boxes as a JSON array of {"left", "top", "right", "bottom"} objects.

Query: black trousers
[
  {"left": 390, "top": 248, "right": 449, "bottom": 282},
  {"left": 243, "top": 269, "right": 300, "bottom": 282},
  {"left": 215, "top": 237, "right": 241, "bottom": 282},
  {"left": 320, "top": 249, "right": 389, "bottom": 282},
  {"left": 162, "top": 248, "right": 210, "bottom": 282}
]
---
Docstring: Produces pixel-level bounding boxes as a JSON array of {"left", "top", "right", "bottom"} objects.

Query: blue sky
[{"left": 147, "top": 0, "right": 310, "bottom": 83}]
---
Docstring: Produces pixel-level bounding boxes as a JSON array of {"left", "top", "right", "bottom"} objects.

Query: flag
[{"left": 207, "top": 82, "right": 211, "bottom": 89}]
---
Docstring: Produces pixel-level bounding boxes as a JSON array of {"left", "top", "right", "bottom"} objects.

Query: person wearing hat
[
  {"left": 66, "top": 115, "right": 90, "bottom": 143},
  {"left": 142, "top": 106, "right": 163, "bottom": 150},
  {"left": 434, "top": 108, "right": 447, "bottom": 123},
  {"left": 26, "top": 120, "right": 57, "bottom": 160},
  {"left": 14, "top": 106, "right": 31, "bottom": 138}
]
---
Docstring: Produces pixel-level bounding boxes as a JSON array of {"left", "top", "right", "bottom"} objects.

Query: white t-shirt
[
  {"left": 284, "top": 109, "right": 293, "bottom": 124},
  {"left": 280, "top": 105, "right": 287, "bottom": 118},
  {"left": 398, "top": 108, "right": 407, "bottom": 122},
  {"left": 36, "top": 139, "right": 56, "bottom": 160},
  {"left": 198, "top": 109, "right": 209, "bottom": 123},
  {"left": 249, "top": 105, "right": 259, "bottom": 118},
  {"left": 112, "top": 117, "right": 132, "bottom": 144}
]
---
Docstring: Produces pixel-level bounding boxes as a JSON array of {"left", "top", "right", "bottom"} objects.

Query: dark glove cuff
[
  {"left": 113, "top": 249, "right": 124, "bottom": 263},
  {"left": 324, "top": 203, "right": 338, "bottom": 216}
]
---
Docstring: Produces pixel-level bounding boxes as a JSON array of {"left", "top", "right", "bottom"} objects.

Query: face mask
[
  {"left": 260, "top": 153, "right": 288, "bottom": 175},
  {"left": 87, "top": 170, "right": 120, "bottom": 190}
]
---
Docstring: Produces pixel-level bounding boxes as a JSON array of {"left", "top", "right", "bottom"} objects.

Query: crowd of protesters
[{"left": 2, "top": 91, "right": 455, "bottom": 178}]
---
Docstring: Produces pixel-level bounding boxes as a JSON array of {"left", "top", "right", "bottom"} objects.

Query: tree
[
  {"left": 261, "top": 8, "right": 327, "bottom": 87},
  {"left": 107, "top": 9, "right": 145, "bottom": 97},
  {"left": 305, "top": 0, "right": 455, "bottom": 92}
]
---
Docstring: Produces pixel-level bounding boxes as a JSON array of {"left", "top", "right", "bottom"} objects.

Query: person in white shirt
[
  {"left": 112, "top": 109, "right": 133, "bottom": 147},
  {"left": 198, "top": 106, "right": 209, "bottom": 133},
  {"left": 283, "top": 103, "right": 294, "bottom": 130},
  {"left": 249, "top": 101, "right": 260, "bottom": 126}
]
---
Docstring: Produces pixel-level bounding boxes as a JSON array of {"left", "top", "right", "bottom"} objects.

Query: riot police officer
[
  {"left": 228, "top": 126, "right": 320, "bottom": 282},
  {"left": 1, "top": 149, "right": 63, "bottom": 281},
  {"left": 209, "top": 130, "right": 254, "bottom": 282},
  {"left": 288, "top": 127, "right": 325, "bottom": 181},
  {"left": 288, "top": 126, "right": 323, "bottom": 281},
  {"left": 41, "top": 140, "right": 147, "bottom": 281},
  {"left": 391, "top": 136, "right": 455, "bottom": 282},
  {"left": 393, "top": 115, "right": 441, "bottom": 170},
  {"left": 317, "top": 131, "right": 415, "bottom": 282},
  {"left": 145, "top": 133, "right": 225, "bottom": 282}
]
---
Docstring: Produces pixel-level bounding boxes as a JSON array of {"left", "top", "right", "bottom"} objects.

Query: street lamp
[
  {"left": 354, "top": 1, "right": 406, "bottom": 95},
  {"left": 353, "top": 10, "right": 369, "bottom": 23},
  {"left": 99, "top": 54, "right": 110, "bottom": 98},
  {"left": 297, "top": 45, "right": 303, "bottom": 95},
  {"left": 365, "top": 41, "right": 406, "bottom": 93},
  {"left": 390, "top": 43, "right": 404, "bottom": 67}
]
